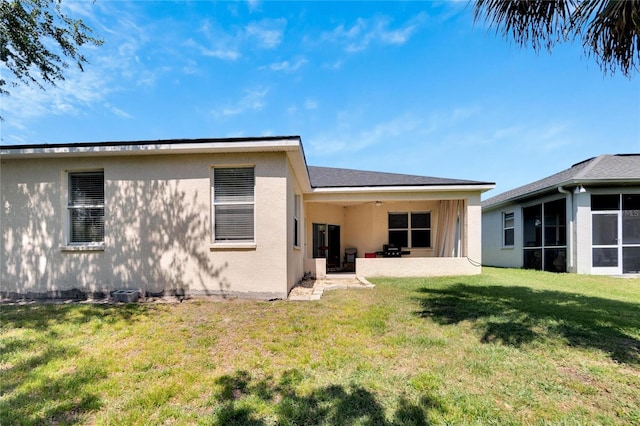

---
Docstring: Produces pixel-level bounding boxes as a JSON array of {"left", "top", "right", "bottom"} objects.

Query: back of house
[{"left": 1, "top": 136, "right": 494, "bottom": 300}]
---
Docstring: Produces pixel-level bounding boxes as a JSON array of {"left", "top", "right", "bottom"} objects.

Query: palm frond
[
  {"left": 474, "top": 0, "right": 574, "bottom": 51},
  {"left": 573, "top": 0, "right": 640, "bottom": 75},
  {"left": 474, "top": 0, "right": 640, "bottom": 77}
]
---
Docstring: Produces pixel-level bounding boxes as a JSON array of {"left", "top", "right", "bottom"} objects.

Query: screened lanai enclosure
[{"left": 522, "top": 198, "right": 567, "bottom": 272}]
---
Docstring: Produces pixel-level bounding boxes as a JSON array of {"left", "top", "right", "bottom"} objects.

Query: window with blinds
[
  {"left": 213, "top": 167, "right": 255, "bottom": 242},
  {"left": 68, "top": 171, "right": 105, "bottom": 243}
]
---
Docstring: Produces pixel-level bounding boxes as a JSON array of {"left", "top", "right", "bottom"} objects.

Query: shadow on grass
[
  {"left": 211, "top": 370, "right": 439, "bottom": 425},
  {"left": 414, "top": 284, "right": 640, "bottom": 365},
  {"left": 1, "top": 302, "right": 150, "bottom": 330},
  {"left": 0, "top": 303, "right": 150, "bottom": 424}
]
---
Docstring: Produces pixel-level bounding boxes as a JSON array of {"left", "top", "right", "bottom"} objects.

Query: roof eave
[
  {"left": 482, "top": 177, "right": 640, "bottom": 210},
  {"left": 0, "top": 137, "right": 303, "bottom": 159},
  {"left": 310, "top": 184, "right": 495, "bottom": 194}
]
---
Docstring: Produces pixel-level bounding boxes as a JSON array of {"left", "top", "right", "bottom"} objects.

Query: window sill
[
  {"left": 210, "top": 242, "right": 256, "bottom": 251},
  {"left": 293, "top": 245, "right": 302, "bottom": 251},
  {"left": 501, "top": 246, "right": 515, "bottom": 250},
  {"left": 60, "top": 244, "right": 105, "bottom": 252}
]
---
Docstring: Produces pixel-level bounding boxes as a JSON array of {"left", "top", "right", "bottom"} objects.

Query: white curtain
[{"left": 436, "top": 200, "right": 465, "bottom": 257}]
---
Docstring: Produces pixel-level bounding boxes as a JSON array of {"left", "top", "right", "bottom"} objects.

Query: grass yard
[{"left": 1, "top": 268, "right": 639, "bottom": 425}]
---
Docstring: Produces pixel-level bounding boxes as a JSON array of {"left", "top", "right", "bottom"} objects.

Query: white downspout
[{"left": 558, "top": 186, "right": 574, "bottom": 271}]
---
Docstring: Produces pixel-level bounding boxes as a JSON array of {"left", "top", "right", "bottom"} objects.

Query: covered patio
[{"left": 302, "top": 190, "right": 485, "bottom": 279}]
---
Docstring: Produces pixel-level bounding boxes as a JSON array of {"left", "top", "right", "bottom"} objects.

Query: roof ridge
[{"left": 572, "top": 154, "right": 607, "bottom": 180}]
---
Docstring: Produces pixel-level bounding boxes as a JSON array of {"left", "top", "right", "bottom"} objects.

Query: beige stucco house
[
  {"left": 1, "top": 136, "right": 494, "bottom": 300},
  {"left": 482, "top": 154, "right": 640, "bottom": 275}
]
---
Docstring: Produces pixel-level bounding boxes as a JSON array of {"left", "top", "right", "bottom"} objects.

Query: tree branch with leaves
[
  {"left": 0, "top": 0, "right": 103, "bottom": 96},
  {"left": 474, "top": 0, "right": 640, "bottom": 77}
]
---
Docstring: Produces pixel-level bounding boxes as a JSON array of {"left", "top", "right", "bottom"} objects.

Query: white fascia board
[
  {"left": 0, "top": 138, "right": 301, "bottom": 159},
  {"left": 305, "top": 185, "right": 494, "bottom": 203},
  {"left": 286, "top": 151, "right": 312, "bottom": 192},
  {"left": 310, "top": 184, "right": 495, "bottom": 194}
]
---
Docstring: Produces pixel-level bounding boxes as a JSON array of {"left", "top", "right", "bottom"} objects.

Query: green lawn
[{"left": 1, "top": 268, "right": 639, "bottom": 425}]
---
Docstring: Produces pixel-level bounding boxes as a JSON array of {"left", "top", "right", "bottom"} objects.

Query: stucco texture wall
[
  {"left": 286, "top": 158, "right": 305, "bottom": 293},
  {"left": 1, "top": 152, "right": 291, "bottom": 299},
  {"left": 481, "top": 206, "right": 523, "bottom": 268},
  {"left": 356, "top": 257, "right": 479, "bottom": 277}
]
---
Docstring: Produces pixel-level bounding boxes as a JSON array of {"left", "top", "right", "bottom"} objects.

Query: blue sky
[{"left": 1, "top": 1, "right": 638, "bottom": 198}]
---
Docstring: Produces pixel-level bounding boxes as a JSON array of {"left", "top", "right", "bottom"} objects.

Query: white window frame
[
  {"left": 211, "top": 166, "right": 256, "bottom": 247},
  {"left": 503, "top": 211, "right": 515, "bottom": 247},
  {"left": 388, "top": 211, "right": 431, "bottom": 248},
  {"left": 64, "top": 170, "right": 105, "bottom": 250}
]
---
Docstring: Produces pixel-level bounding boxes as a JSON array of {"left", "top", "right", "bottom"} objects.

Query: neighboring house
[
  {"left": 1, "top": 136, "right": 494, "bottom": 300},
  {"left": 482, "top": 154, "right": 640, "bottom": 276}
]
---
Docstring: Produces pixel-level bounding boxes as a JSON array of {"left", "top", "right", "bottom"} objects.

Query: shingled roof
[
  {"left": 482, "top": 154, "right": 640, "bottom": 209},
  {"left": 308, "top": 166, "right": 492, "bottom": 188}
]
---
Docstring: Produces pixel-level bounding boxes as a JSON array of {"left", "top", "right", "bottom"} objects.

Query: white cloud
[
  {"left": 189, "top": 17, "right": 286, "bottom": 61},
  {"left": 286, "top": 99, "right": 318, "bottom": 118},
  {"left": 61, "top": 1, "right": 99, "bottom": 20},
  {"left": 182, "top": 59, "right": 199, "bottom": 75},
  {"left": 308, "top": 105, "right": 484, "bottom": 157},
  {"left": 2, "top": 60, "right": 112, "bottom": 123},
  {"left": 304, "top": 99, "right": 318, "bottom": 110},
  {"left": 265, "top": 58, "right": 308, "bottom": 73},
  {"left": 323, "top": 60, "right": 343, "bottom": 70},
  {"left": 246, "top": 0, "right": 262, "bottom": 13},
  {"left": 215, "top": 88, "right": 269, "bottom": 117},
  {"left": 202, "top": 47, "right": 241, "bottom": 61},
  {"left": 379, "top": 23, "right": 418, "bottom": 45},
  {"left": 186, "top": 19, "right": 243, "bottom": 62},
  {"left": 185, "top": 35, "right": 241, "bottom": 61},
  {"left": 104, "top": 103, "right": 133, "bottom": 119},
  {"left": 245, "top": 18, "right": 287, "bottom": 48},
  {"left": 136, "top": 66, "right": 172, "bottom": 88},
  {"left": 325, "top": 13, "right": 427, "bottom": 53},
  {"left": 423, "top": 106, "right": 481, "bottom": 134},
  {"left": 491, "top": 125, "right": 522, "bottom": 140},
  {"left": 309, "top": 112, "right": 423, "bottom": 155}
]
